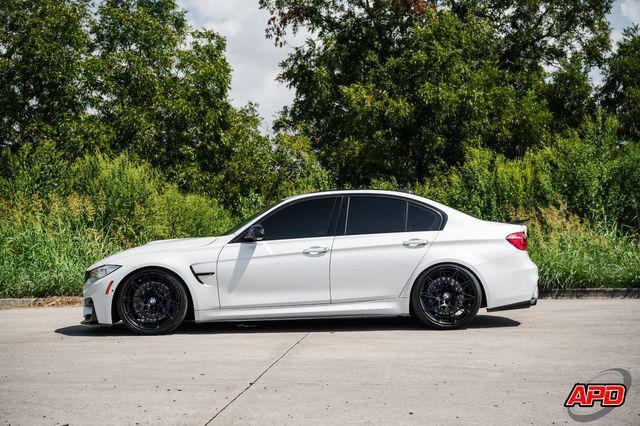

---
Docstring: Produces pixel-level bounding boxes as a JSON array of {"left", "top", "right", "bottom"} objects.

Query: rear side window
[
  {"left": 346, "top": 197, "right": 406, "bottom": 235},
  {"left": 407, "top": 202, "right": 441, "bottom": 231},
  {"left": 260, "top": 197, "right": 337, "bottom": 240}
]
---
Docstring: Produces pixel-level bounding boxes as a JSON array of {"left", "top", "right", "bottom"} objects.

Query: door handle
[
  {"left": 303, "top": 246, "right": 329, "bottom": 255},
  {"left": 402, "top": 238, "right": 428, "bottom": 248}
]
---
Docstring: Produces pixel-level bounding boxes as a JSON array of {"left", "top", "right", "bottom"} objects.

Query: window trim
[
  {"left": 230, "top": 195, "right": 341, "bottom": 243},
  {"left": 339, "top": 194, "right": 447, "bottom": 236},
  {"left": 230, "top": 193, "right": 448, "bottom": 243}
]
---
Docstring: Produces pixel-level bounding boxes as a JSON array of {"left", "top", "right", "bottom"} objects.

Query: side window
[
  {"left": 346, "top": 196, "right": 406, "bottom": 235},
  {"left": 260, "top": 197, "right": 337, "bottom": 241},
  {"left": 407, "top": 202, "right": 441, "bottom": 231}
]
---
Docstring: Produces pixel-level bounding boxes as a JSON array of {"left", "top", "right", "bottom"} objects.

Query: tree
[
  {"left": 544, "top": 56, "right": 595, "bottom": 133},
  {"left": 90, "top": 0, "right": 233, "bottom": 191},
  {"left": 0, "top": 0, "right": 92, "bottom": 152},
  {"left": 218, "top": 104, "right": 329, "bottom": 212},
  {"left": 261, "top": 0, "right": 571, "bottom": 185},
  {"left": 447, "top": 0, "right": 613, "bottom": 72},
  {"left": 601, "top": 25, "right": 640, "bottom": 142}
]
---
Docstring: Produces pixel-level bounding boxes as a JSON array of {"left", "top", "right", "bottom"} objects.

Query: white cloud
[
  {"left": 611, "top": 29, "right": 624, "bottom": 48},
  {"left": 178, "top": 0, "right": 305, "bottom": 129},
  {"left": 621, "top": 0, "right": 640, "bottom": 23}
]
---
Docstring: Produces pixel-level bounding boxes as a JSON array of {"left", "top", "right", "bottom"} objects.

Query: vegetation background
[{"left": 1, "top": 0, "right": 639, "bottom": 297}]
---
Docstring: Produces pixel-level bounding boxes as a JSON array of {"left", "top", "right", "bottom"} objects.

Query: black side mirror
[{"left": 243, "top": 224, "right": 265, "bottom": 242}]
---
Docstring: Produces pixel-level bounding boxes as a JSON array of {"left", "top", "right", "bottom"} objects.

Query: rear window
[{"left": 407, "top": 203, "right": 441, "bottom": 232}]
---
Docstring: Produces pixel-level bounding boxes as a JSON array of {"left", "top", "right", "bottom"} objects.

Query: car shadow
[{"left": 54, "top": 314, "right": 520, "bottom": 337}]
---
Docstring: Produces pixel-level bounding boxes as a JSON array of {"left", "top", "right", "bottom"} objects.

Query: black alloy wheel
[
  {"left": 411, "top": 264, "right": 482, "bottom": 329},
  {"left": 117, "top": 268, "right": 188, "bottom": 335}
]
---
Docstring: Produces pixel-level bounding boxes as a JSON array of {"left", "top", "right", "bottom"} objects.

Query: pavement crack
[{"left": 203, "top": 332, "right": 310, "bottom": 425}]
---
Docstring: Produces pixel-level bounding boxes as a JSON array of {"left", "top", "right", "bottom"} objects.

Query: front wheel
[
  {"left": 117, "top": 268, "right": 188, "bottom": 335},
  {"left": 411, "top": 264, "right": 482, "bottom": 329}
]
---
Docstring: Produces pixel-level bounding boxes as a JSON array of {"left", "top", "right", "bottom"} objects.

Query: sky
[{"left": 178, "top": 0, "right": 640, "bottom": 128}]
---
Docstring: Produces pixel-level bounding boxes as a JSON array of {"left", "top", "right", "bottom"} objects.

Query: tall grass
[
  {"left": 528, "top": 207, "right": 640, "bottom": 289},
  {"left": 0, "top": 155, "right": 235, "bottom": 298}
]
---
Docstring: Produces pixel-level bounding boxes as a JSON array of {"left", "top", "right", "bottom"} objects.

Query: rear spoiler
[{"left": 507, "top": 219, "right": 529, "bottom": 235}]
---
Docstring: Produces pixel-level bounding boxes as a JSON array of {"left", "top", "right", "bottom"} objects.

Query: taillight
[{"left": 506, "top": 231, "right": 527, "bottom": 250}]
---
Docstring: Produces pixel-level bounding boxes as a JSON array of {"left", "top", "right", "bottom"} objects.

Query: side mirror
[{"left": 243, "top": 224, "right": 265, "bottom": 242}]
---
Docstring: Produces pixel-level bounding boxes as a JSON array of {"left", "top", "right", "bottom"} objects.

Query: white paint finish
[
  {"left": 217, "top": 236, "right": 334, "bottom": 308},
  {"left": 82, "top": 190, "right": 539, "bottom": 325},
  {"left": 329, "top": 231, "right": 438, "bottom": 302},
  {"left": 475, "top": 252, "right": 539, "bottom": 308}
]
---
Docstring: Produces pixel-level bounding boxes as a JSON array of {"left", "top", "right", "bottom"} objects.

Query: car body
[{"left": 83, "top": 190, "right": 538, "bottom": 334}]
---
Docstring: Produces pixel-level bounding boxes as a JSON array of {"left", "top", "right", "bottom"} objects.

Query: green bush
[
  {"left": 528, "top": 207, "right": 640, "bottom": 289},
  {"left": 0, "top": 154, "right": 235, "bottom": 297},
  {"left": 412, "top": 115, "right": 639, "bottom": 230}
]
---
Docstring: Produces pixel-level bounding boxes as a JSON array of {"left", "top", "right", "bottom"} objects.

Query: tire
[
  {"left": 117, "top": 268, "right": 188, "bottom": 335},
  {"left": 411, "top": 263, "right": 482, "bottom": 330}
]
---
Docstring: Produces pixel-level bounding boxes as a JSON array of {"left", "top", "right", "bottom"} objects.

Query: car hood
[{"left": 86, "top": 236, "right": 218, "bottom": 270}]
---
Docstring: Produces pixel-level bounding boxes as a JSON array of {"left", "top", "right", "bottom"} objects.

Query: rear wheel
[
  {"left": 411, "top": 264, "right": 482, "bottom": 329},
  {"left": 117, "top": 268, "right": 188, "bottom": 335}
]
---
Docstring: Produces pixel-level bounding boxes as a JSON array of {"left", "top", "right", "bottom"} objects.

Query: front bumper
[
  {"left": 81, "top": 298, "right": 99, "bottom": 325},
  {"left": 81, "top": 266, "right": 131, "bottom": 325}
]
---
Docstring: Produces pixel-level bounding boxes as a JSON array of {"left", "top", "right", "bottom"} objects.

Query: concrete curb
[
  {"left": 0, "top": 296, "right": 83, "bottom": 309},
  {"left": 0, "top": 298, "right": 37, "bottom": 307},
  {"left": 539, "top": 288, "right": 640, "bottom": 299}
]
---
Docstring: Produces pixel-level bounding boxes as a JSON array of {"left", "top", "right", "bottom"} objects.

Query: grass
[{"left": 528, "top": 207, "right": 640, "bottom": 289}]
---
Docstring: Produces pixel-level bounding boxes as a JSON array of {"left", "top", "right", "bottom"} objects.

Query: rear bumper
[{"left": 475, "top": 252, "right": 539, "bottom": 310}]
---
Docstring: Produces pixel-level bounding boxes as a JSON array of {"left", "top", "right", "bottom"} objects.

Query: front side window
[
  {"left": 259, "top": 197, "right": 338, "bottom": 241},
  {"left": 346, "top": 196, "right": 406, "bottom": 235}
]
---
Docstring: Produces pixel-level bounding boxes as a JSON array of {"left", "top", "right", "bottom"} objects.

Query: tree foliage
[
  {"left": 260, "top": 0, "right": 613, "bottom": 185},
  {"left": 0, "top": 0, "right": 92, "bottom": 152},
  {"left": 601, "top": 25, "right": 640, "bottom": 142},
  {"left": 0, "top": 0, "right": 325, "bottom": 203}
]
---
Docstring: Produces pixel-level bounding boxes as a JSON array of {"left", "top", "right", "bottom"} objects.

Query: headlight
[{"left": 85, "top": 265, "right": 121, "bottom": 285}]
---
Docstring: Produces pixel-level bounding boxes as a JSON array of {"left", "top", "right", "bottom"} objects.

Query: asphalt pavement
[{"left": 0, "top": 300, "right": 638, "bottom": 425}]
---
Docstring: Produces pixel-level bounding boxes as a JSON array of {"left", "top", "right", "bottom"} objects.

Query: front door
[{"left": 217, "top": 196, "right": 339, "bottom": 308}]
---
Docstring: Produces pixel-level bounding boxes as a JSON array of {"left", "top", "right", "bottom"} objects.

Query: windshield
[{"left": 223, "top": 200, "right": 283, "bottom": 235}]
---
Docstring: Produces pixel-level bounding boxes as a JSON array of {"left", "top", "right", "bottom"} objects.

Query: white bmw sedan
[{"left": 82, "top": 190, "right": 538, "bottom": 334}]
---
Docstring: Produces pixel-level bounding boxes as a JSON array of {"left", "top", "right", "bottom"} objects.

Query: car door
[
  {"left": 217, "top": 196, "right": 339, "bottom": 308},
  {"left": 330, "top": 195, "right": 443, "bottom": 302}
]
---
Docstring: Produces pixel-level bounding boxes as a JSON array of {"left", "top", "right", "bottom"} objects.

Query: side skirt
[{"left": 195, "top": 298, "right": 410, "bottom": 323}]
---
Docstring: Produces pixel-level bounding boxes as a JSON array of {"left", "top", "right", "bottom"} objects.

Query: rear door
[{"left": 330, "top": 195, "right": 443, "bottom": 302}]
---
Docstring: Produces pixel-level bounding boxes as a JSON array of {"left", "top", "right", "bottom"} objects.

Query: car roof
[{"left": 283, "top": 189, "right": 462, "bottom": 217}]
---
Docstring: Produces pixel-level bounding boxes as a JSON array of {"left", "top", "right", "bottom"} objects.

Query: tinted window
[
  {"left": 260, "top": 197, "right": 337, "bottom": 240},
  {"left": 407, "top": 203, "right": 440, "bottom": 231},
  {"left": 346, "top": 197, "right": 406, "bottom": 235}
]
